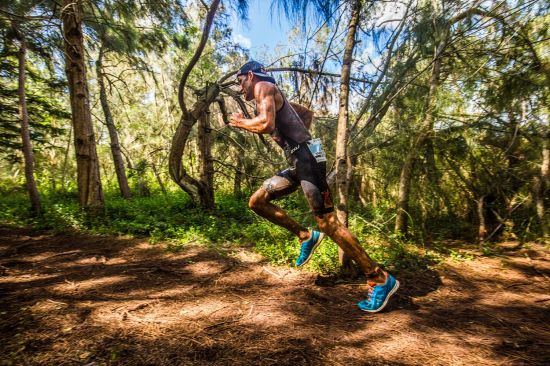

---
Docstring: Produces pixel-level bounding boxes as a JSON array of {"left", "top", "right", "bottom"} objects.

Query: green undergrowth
[{"left": 0, "top": 188, "right": 443, "bottom": 275}]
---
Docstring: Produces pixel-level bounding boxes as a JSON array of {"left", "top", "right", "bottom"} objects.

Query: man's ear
[{"left": 248, "top": 70, "right": 254, "bottom": 80}]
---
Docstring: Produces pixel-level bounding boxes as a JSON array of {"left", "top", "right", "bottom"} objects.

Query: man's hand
[{"left": 229, "top": 112, "right": 244, "bottom": 128}]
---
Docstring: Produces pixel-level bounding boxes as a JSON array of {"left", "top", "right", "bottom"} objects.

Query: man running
[{"left": 229, "top": 61, "right": 399, "bottom": 312}]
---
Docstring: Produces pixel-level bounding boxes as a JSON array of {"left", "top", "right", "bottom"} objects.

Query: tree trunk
[
  {"left": 96, "top": 47, "right": 131, "bottom": 199},
  {"left": 61, "top": 0, "right": 104, "bottom": 210},
  {"left": 17, "top": 38, "right": 41, "bottom": 214},
  {"left": 358, "top": 173, "right": 369, "bottom": 207},
  {"left": 135, "top": 161, "right": 151, "bottom": 197},
  {"left": 535, "top": 133, "right": 549, "bottom": 238},
  {"left": 169, "top": 0, "right": 220, "bottom": 208},
  {"left": 477, "top": 195, "right": 487, "bottom": 244},
  {"left": 395, "top": 31, "right": 447, "bottom": 234},
  {"left": 61, "top": 124, "right": 72, "bottom": 192},
  {"left": 151, "top": 161, "right": 167, "bottom": 195},
  {"left": 233, "top": 152, "right": 243, "bottom": 198},
  {"left": 335, "top": 0, "right": 362, "bottom": 269},
  {"left": 395, "top": 150, "right": 415, "bottom": 233},
  {"left": 198, "top": 111, "right": 214, "bottom": 209},
  {"left": 169, "top": 84, "right": 220, "bottom": 207}
]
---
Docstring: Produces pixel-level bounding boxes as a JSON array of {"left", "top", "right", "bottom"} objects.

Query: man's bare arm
[{"left": 229, "top": 83, "right": 276, "bottom": 134}]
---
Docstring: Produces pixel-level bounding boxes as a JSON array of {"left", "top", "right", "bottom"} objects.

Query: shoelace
[{"left": 365, "top": 285, "right": 374, "bottom": 301}]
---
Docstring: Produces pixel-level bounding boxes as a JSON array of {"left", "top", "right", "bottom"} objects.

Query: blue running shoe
[
  {"left": 357, "top": 273, "right": 399, "bottom": 313},
  {"left": 295, "top": 230, "right": 325, "bottom": 267}
]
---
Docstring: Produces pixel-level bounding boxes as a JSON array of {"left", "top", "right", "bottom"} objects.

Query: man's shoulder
[{"left": 254, "top": 81, "right": 278, "bottom": 96}]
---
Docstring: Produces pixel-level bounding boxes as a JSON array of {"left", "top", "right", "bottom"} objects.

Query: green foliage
[
  {"left": 0, "top": 187, "right": 442, "bottom": 274},
  {"left": 0, "top": 52, "right": 68, "bottom": 158}
]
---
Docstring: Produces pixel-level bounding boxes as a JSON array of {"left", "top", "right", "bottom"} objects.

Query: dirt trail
[{"left": 0, "top": 227, "right": 548, "bottom": 365}]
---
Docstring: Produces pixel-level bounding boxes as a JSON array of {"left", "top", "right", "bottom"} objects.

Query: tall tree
[
  {"left": 394, "top": 21, "right": 446, "bottom": 233},
  {"left": 86, "top": 0, "right": 188, "bottom": 199},
  {"left": 61, "top": 0, "right": 104, "bottom": 210},
  {"left": 13, "top": 23, "right": 41, "bottom": 213},
  {"left": 96, "top": 46, "right": 131, "bottom": 198},
  {"left": 169, "top": 0, "right": 221, "bottom": 209},
  {"left": 394, "top": 2, "right": 469, "bottom": 234},
  {"left": 1, "top": 1, "right": 67, "bottom": 213},
  {"left": 335, "top": 0, "right": 362, "bottom": 268}
]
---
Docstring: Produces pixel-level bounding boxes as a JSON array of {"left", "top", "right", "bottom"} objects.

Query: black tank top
[{"left": 270, "top": 92, "right": 311, "bottom": 149}]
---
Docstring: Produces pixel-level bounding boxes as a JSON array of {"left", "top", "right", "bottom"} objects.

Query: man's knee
[{"left": 248, "top": 189, "right": 269, "bottom": 210}]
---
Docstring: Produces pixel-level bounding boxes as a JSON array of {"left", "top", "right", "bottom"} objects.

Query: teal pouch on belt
[{"left": 306, "top": 138, "right": 327, "bottom": 163}]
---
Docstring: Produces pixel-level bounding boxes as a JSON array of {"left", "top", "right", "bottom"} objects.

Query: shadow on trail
[{"left": 1, "top": 227, "right": 548, "bottom": 365}]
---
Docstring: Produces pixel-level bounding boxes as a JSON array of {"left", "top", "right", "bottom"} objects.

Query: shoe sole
[
  {"left": 359, "top": 279, "right": 400, "bottom": 313},
  {"left": 297, "top": 232, "right": 325, "bottom": 267}
]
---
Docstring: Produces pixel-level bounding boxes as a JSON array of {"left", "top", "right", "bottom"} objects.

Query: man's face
[{"left": 237, "top": 72, "right": 254, "bottom": 101}]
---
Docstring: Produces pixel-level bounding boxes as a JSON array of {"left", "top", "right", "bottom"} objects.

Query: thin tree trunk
[
  {"left": 359, "top": 171, "right": 369, "bottom": 207},
  {"left": 395, "top": 151, "right": 415, "bottom": 233},
  {"left": 198, "top": 111, "right": 214, "bottom": 209},
  {"left": 151, "top": 161, "right": 167, "bottom": 195},
  {"left": 335, "top": 0, "right": 362, "bottom": 269},
  {"left": 395, "top": 32, "right": 447, "bottom": 234},
  {"left": 61, "top": 124, "right": 72, "bottom": 192},
  {"left": 17, "top": 37, "right": 41, "bottom": 214},
  {"left": 477, "top": 195, "right": 487, "bottom": 244},
  {"left": 61, "top": 0, "right": 104, "bottom": 210},
  {"left": 96, "top": 47, "right": 131, "bottom": 199},
  {"left": 233, "top": 152, "right": 243, "bottom": 198},
  {"left": 535, "top": 133, "right": 549, "bottom": 238},
  {"left": 135, "top": 161, "right": 151, "bottom": 197}
]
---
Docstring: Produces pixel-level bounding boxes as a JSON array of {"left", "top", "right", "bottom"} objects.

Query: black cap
[{"left": 236, "top": 60, "right": 276, "bottom": 84}]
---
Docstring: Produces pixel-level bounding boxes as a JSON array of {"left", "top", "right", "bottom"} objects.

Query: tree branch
[
  {"left": 218, "top": 67, "right": 376, "bottom": 86},
  {"left": 178, "top": 0, "right": 220, "bottom": 115}
]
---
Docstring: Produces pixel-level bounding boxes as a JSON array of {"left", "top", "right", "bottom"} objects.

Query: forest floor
[{"left": 0, "top": 226, "right": 549, "bottom": 366}]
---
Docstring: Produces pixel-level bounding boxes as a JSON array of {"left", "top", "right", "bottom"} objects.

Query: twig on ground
[
  {"left": 203, "top": 318, "right": 242, "bottom": 330},
  {"left": 128, "top": 303, "right": 150, "bottom": 312},
  {"left": 47, "top": 250, "right": 81, "bottom": 258}
]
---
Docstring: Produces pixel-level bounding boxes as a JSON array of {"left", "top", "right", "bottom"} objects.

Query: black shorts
[{"left": 262, "top": 142, "right": 334, "bottom": 216}]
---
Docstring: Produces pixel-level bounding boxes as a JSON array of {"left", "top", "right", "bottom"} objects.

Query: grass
[{"left": 0, "top": 186, "right": 443, "bottom": 275}]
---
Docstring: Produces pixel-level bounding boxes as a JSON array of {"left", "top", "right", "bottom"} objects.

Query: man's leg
[
  {"left": 315, "top": 211, "right": 400, "bottom": 313},
  {"left": 315, "top": 211, "right": 386, "bottom": 284},
  {"left": 248, "top": 175, "right": 310, "bottom": 242},
  {"left": 292, "top": 142, "right": 398, "bottom": 311}
]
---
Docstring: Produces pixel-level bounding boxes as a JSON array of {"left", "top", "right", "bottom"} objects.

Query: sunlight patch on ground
[
  {"left": 346, "top": 327, "right": 500, "bottom": 366},
  {"left": 18, "top": 250, "right": 83, "bottom": 262},
  {"left": 143, "top": 286, "right": 195, "bottom": 298},
  {"left": 240, "top": 305, "right": 297, "bottom": 328},
  {"left": 0, "top": 273, "right": 57, "bottom": 284},
  {"left": 91, "top": 298, "right": 248, "bottom": 329},
  {"left": 50, "top": 275, "right": 130, "bottom": 292},
  {"left": 228, "top": 248, "right": 264, "bottom": 263},
  {"left": 29, "top": 298, "right": 68, "bottom": 313}
]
